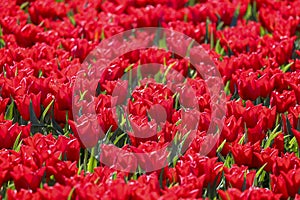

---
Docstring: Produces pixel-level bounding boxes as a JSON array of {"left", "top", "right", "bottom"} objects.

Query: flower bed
[{"left": 0, "top": 0, "right": 300, "bottom": 199}]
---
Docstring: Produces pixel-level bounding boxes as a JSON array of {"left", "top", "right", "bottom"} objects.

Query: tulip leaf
[
  {"left": 215, "top": 39, "right": 225, "bottom": 56},
  {"left": 240, "top": 171, "right": 247, "bottom": 191},
  {"left": 0, "top": 25, "right": 3, "bottom": 37},
  {"left": 186, "top": 40, "right": 194, "bottom": 57},
  {"left": 264, "top": 125, "right": 280, "bottom": 148},
  {"left": 224, "top": 81, "right": 230, "bottom": 95},
  {"left": 5, "top": 101, "right": 14, "bottom": 120},
  {"left": 175, "top": 119, "right": 182, "bottom": 126},
  {"left": 29, "top": 101, "right": 44, "bottom": 134},
  {"left": 238, "top": 134, "right": 246, "bottom": 144},
  {"left": 260, "top": 26, "right": 267, "bottom": 36},
  {"left": 217, "top": 139, "right": 227, "bottom": 153},
  {"left": 263, "top": 95, "right": 270, "bottom": 107},
  {"left": 12, "top": 132, "right": 22, "bottom": 152},
  {"left": 51, "top": 117, "right": 64, "bottom": 135},
  {"left": 288, "top": 137, "right": 298, "bottom": 154},
  {"left": 280, "top": 62, "right": 294, "bottom": 73},
  {"left": 113, "top": 132, "right": 127, "bottom": 146},
  {"left": 159, "top": 167, "right": 165, "bottom": 188},
  {"left": 102, "top": 126, "right": 114, "bottom": 144},
  {"left": 0, "top": 25, "right": 6, "bottom": 47},
  {"left": 230, "top": 5, "right": 240, "bottom": 27},
  {"left": 210, "top": 31, "right": 214, "bottom": 49},
  {"left": 67, "top": 11, "right": 76, "bottom": 26},
  {"left": 162, "top": 61, "right": 176, "bottom": 84},
  {"left": 77, "top": 164, "right": 83, "bottom": 175},
  {"left": 67, "top": 187, "right": 75, "bottom": 200},
  {"left": 41, "top": 99, "right": 54, "bottom": 122},
  {"left": 224, "top": 153, "right": 234, "bottom": 168},
  {"left": 158, "top": 34, "right": 167, "bottom": 50},
  {"left": 217, "top": 21, "right": 224, "bottom": 31},
  {"left": 0, "top": 39, "right": 5, "bottom": 49},
  {"left": 253, "top": 163, "right": 267, "bottom": 186},
  {"left": 87, "top": 147, "right": 97, "bottom": 172},
  {"left": 79, "top": 90, "right": 88, "bottom": 101},
  {"left": 205, "top": 17, "right": 210, "bottom": 44},
  {"left": 243, "top": 3, "right": 252, "bottom": 20},
  {"left": 20, "top": 1, "right": 29, "bottom": 10},
  {"left": 188, "top": 0, "right": 196, "bottom": 6},
  {"left": 111, "top": 172, "right": 117, "bottom": 180},
  {"left": 124, "top": 63, "right": 134, "bottom": 73},
  {"left": 252, "top": 1, "right": 257, "bottom": 21},
  {"left": 174, "top": 93, "right": 180, "bottom": 111},
  {"left": 286, "top": 115, "right": 293, "bottom": 137}
]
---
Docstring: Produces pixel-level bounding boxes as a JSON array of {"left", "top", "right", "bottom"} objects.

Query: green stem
[
  {"left": 83, "top": 148, "right": 88, "bottom": 173},
  {"left": 87, "top": 147, "right": 95, "bottom": 172}
]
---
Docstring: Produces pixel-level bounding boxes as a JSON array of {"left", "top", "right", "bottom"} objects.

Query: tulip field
[{"left": 0, "top": 0, "right": 300, "bottom": 199}]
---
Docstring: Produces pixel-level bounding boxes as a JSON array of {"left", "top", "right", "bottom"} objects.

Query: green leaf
[
  {"left": 13, "top": 132, "right": 22, "bottom": 151},
  {"left": 79, "top": 90, "right": 88, "bottom": 101},
  {"left": 51, "top": 117, "right": 64, "bottom": 135},
  {"left": 217, "top": 21, "right": 224, "bottom": 30},
  {"left": 264, "top": 125, "right": 280, "bottom": 148},
  {"left": 30, "top": 100, "right": 40, "bottom": 125},
  {"left": 241, "top": 171, "right": 247, "bottom": 191},
  {"left": 113, "top": 132, "right": 127, "bottom": 145},
  {"left": 67, "top": 187, "right": 75, "bottom": 200},
  {"left": 224, "top": 81, "right": 230, "bottom": 95},
  {"left": 252, "top": 1, "right": 257, "bottom": 21},
  {"left": 5, "top": 101, "right": 14, "bottom": 120},
  {"left": 217, "top": 140, "right": 227, "bottom": 153},
  {"left": 253, "top": 163, "right": 267, "bottom": 186},
  {"left": 260, "top": 26, "right": 266, "bottom": 36},
  {"left": 38, "top": 69, "right": 43, "bottom": 78},
  {"left": 124, "top": 63, "right": 134, "bottom": 73},
  {"left": 20, "top": 1, "right": 29, "bottom": 10},
  {"left": 111, "top": 172, "right": 117, "bottom": 180},
  {"left": 77, "top": 164, "right": 83, "bottom": 175},
  {"left": 0, "top": 25, "right": 3, "bottom": 37},
  {"left": 215, "top": 39, "right": 221, "bottom": 54},
  {"left": 205, "top": 18, "right": 210, "bottom": 44},
  {"left": 188, "top": 0, "right": 196, "bottom": 6},
  {"left": 186, "top": 40, "right": 194, "bottom": 57},
  {"left": 0, "top": 39, "right": 5, "bottom": 49},
  {"left": 158, "top": 33, "right": 167, "bottom": 49},
  {"left": 230, "top": 5, "right": 240, "bottom": 27},
  {"left": 102, "top": 125, "right": 114, "bottom": 144},
  {"left": 87, "top": 147, "right": 97, "bottom": 172},
  {"left": 41, "top": 99, "right": 54, "bottom": 122},
  {"left": 286, "top": 115, "right": 294, "bottom": 137},
  {"left": 162, "top": 62, "right": 176, "bottom": 84},
  {"left": 67, "top": 11, "right": 76, "bottom": 26},
  {"left": 224, "top": 153, "right": 234, "bottom": 168},
  {"left": 159, "top": 167, "right": 165, "bottom": 188},
  {"left": 280, "top": 62, "right": 294, "bottom": 73},
  {"left": 183, "top": 13, "right": 188, "bottom": 22},
  {"left": 210, "top": 31, "right": 214, "bottom": 49},
  {"left": 243, "top": 3, "right": 252, "bottom": 20},
  {"left": 100, "top": 29, "right": 105, "bottom": 40},
  {"left": 174, "top": 93, "right": 180, "bottom": 111},
  {"left": 238, "top": 134, "right": 246, "bottom": 144}
]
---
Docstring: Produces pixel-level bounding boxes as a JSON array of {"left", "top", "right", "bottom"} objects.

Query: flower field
[{"left": 0, "top": 0, "right": 300, "bottom": 199}]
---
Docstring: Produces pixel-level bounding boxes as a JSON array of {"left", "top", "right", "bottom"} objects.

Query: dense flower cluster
[{"left": 0, "top": 0, "right": 300, "bottom": 199}]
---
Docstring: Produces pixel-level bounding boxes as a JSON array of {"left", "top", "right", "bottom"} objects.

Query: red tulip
[
  {"left": 15, "top": 92, "right": 41, "bottom": 121},
  {"left": 10, "top": 165, "right": 45, "bottom": 192}
]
